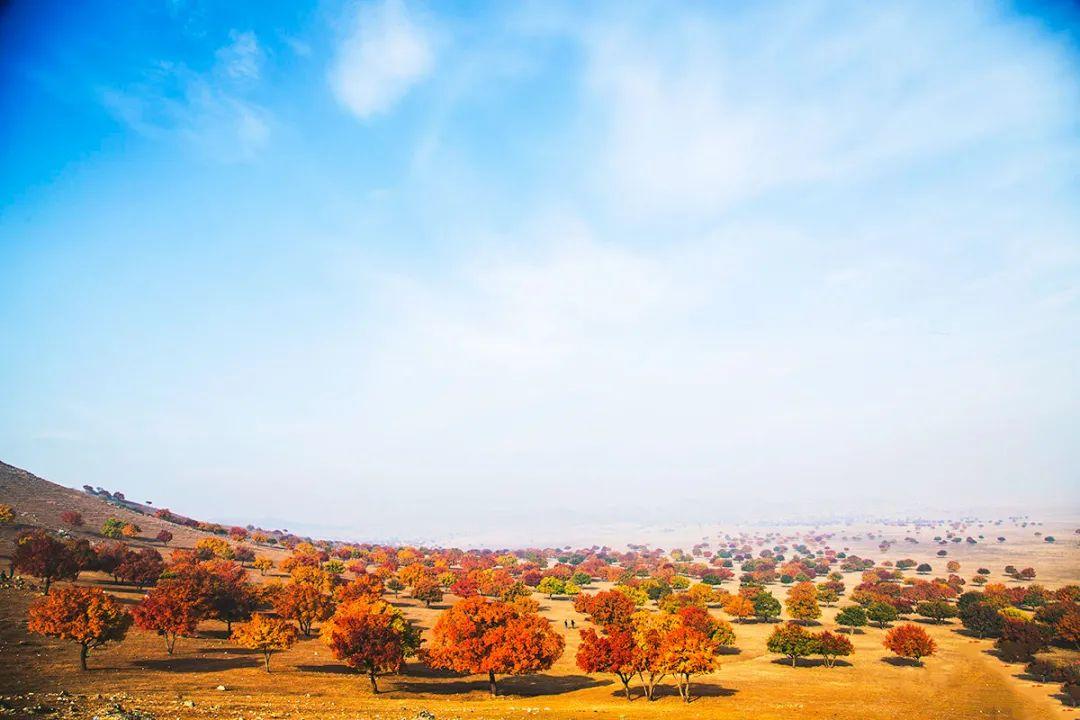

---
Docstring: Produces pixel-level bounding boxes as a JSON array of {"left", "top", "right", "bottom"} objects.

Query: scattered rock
[{"left": 92, "top": 703, "right": 155, "bottom": 720}]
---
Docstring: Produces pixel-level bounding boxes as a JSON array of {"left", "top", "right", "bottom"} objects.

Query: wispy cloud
[
  {"left": 567, "top": 2, "right": 1079, "bottom": 218},
  {"left": 216, "top": 30, "right": 263, "bottom": 82},
  {"left": 101, "top": 30, "right": 271, "bottom": 161},
  {"left": 329, "top": 0, "right": 434, "bottom": 120}
]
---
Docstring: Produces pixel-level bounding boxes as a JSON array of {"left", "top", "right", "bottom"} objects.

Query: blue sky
[{"left": 2, "top": 1, "right": 1078, "bottom": 543}]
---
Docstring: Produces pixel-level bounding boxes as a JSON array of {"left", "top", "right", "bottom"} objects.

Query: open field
[{"left": 1, "top": 463, "right": 1077, "bottom": 720}]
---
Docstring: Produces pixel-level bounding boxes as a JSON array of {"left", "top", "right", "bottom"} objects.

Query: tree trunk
[
  {"left": 43, "top": 577, "right": 51, "bottom": 595},
  {"left": 488, "top": 670, "right": 497, "bottom": 696},
  {"left": 791, "top": 655, "right": 797, "bottom": 667},
  {"left": 79, "top": 643, "right": 89, "bottom": 671},
  {"left": 682, "top": 675, "right": 692, "bottom": 703},
  {"left": 264, "top": 652, "right": 272, "bottom": 673},
  {"left": 369, "top": 671, "right": 379, "bottom": 694},
  {"left": 166, "top": 634, "right": 176, "bottom": 655},
  {"left": 619, "top": 675, "right": 631, "bottom": 700}
]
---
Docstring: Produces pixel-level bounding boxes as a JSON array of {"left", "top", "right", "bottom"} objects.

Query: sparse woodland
[{"left": 0, "top": 470, "right": 1078, "bottom": 718}]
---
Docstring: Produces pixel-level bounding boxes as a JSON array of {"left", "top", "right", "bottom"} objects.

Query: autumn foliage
[
  {"left": 426, "top": 596, "right": 565, "bottom": 696},
  {"left": 322, "top": 599, "right": 422, "bottom": 692},
  {"left": 272, "top": 581, "right": 334, "bottom": 636},
  {"left": 133, "top": 581, "right": 203, "bottom": 654},
  {"left": 574, "top": 590, "right": 637, "bottom": 630},
  {"left": 27, "top": 586, "right": 131, "bottom": 670},
  {"left": 576, "top": 627, "right": 637, "bottom": 699},
  {"left": 231, "top": 613, "right": 299, "bottom": 672},
  {"left": 60, "top": 511, "right": 84, "bottom": 527},
  {"left": 12, "top": 529, "right": 80, "bottom": 594},
  {"left": 883, "top": 623, "right": 937, "bottom": 664}
]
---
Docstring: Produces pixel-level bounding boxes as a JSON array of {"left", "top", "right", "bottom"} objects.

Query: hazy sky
[{"left": 2, "top": 1, "right": 1079, "bottom": 544}]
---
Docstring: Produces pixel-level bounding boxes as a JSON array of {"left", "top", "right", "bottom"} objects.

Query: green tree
[
  {"left": 766, "top": 622, "right": 820, "bottom": 667},
  {"left": 867, "top": 602, "right": 898, "bottom": 629},
  {"left": 835, "top": 606, "right": 867, "bottom": 633},
  {"left": 537, "top": 577, "right": 566, "bottom": 598},
  {"left": 916, "top": 600, "right": 957, "bottom": 625},
  {"left": 752, "top": 592, "right": 782, "bottom": 622},
  {"left": 960, "top": 602, "right": 1004, "bottom": 638},
  {"left": 101, "top": 518, "right": 125, "bottom": 539}
]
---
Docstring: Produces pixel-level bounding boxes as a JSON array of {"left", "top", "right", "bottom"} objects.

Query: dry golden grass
[
  {"left": 1, "top": 571, "right": 1075, "bottom": 720},
  {"left": 1, "top": 463, "right": 1076, "bottom": 719}
]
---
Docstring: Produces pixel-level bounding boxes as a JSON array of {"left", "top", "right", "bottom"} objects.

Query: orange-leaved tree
[
  {"left": 27, "top": 586, "right": 131, "bottom": 670},
  {"left": 231, "top": 613, "right": 299, "bottom": 672},
  {"left": 883, "top": 623, "right": 936, "bottom": 664},
  {"left": 576, "top": 627, "right": 637, "bottom": 700},
  {"left": 574, "top": 589, "right": 636, "bottom": 630},
  {"left": 630, "top": 609, "right": 680, "bottom": 700},
  {"left": 425, "top": 596, "right": 564, "bottom": 696},
  {"left": 322, "top": 598, "right": 422, "bottom": 692},
  {"left": 194, "top": 536, "right": 234, "bottom": 560},
  {"left": 252, "top": 557, "right": 274, "bottom": 575},
  {"left": 132, "top": 580, "right": 203, "bottom": 654},
  {"left": 724, "top": 595, "right": 754, "bottom": 623},
  {"left": 659, "top": 606, "right": 733, "bottom": 702},
  {"left": 336, "top": 573, "right": 384, "bottom": 604},
  {"left": 272, "top": 581, "right": 334, "bottom": 636},
  {"left": 411, "top": 576, "right": 443, "bottom": 607},
  {"left": 785, "top": 581, "right": 821, "bottom": 623}
]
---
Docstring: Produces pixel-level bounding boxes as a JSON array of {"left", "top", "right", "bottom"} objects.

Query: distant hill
[{"left": 0, "top": 460, "right": 284, "bottom": 563}]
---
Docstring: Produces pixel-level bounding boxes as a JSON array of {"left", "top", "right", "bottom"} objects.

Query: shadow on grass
[
  {"left": 132, "top": 656, "right": 260, "bottom": 673},
  {"left": 201, "top": 647, "right": 261, "bottom": 656},
  {"left": 648, "top": 683, "right": 737, "bottom": 702},
  {"left": 880, "top": 656, "right": 925, "bottom": 668},
  {"left": 393, "top": 674, "right": 607, "bottom": 697},
  {"left": 296, "top": 663, "right": 356, "bottom": 675},
  {"left": 1050, "top": 689, "right": 1079, "bottom": 708},
  {"left": 953, "top": 628, "right": 990, "bottom": 640},
  {"left": 401, "top": 663, "right": 468, "bottom": 679},
  {"left": 768, "top": 657, "right": 852, "bottom": 668}
]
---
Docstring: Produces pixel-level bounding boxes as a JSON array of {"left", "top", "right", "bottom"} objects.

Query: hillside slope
[{"left": 0, "top": 460, "right": 284, "bottom": 564}]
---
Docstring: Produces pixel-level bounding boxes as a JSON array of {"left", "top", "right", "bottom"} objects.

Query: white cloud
[
  {"left": 101, "top": 31, "right": 271, "bottom": 161},
  {"left": 573, "top": 2, "right": 1078, "bottom": 218},
  {"left": 329, "top": 0, "right": 434, "bottom": 119},
  {"left": 216, "top": 31, "right": 263, "bottom": 82}
]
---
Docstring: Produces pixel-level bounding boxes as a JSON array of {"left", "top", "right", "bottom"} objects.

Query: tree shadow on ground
[
  {"left": 201, "top": 647, "right": 261, "bottom": 656},
  {"left": 769, "top": 658, "right": 817, "bottom": 668},
  {"left": 953, "top": 628, "right": 989, "bottom": 639},
  {"left": 717, "top": 646, "right": 742, "bottom": 655},
  {"left": 199, "top": 628, "right": 232, "bottom": 640},
  {"left": 296, "top": 663, "right": 356, "bottom": 675},
  {"left": 393, "top": 674, "right": 607, "bottom": 697},
  {"left": 402, "top": 663, "right": 467, "bottom": 679},
  {"left": 880, "top": 657, "right": 924, "bottom": 668},
  {"left": 1051, "top": 687, "right": 1079, "bottom": 708},
  {"left": 132, "top": 656, "right": 260, "bottom": 673},
  {"left": 648, "top": 683, "right": 737, "bottom": 702}
]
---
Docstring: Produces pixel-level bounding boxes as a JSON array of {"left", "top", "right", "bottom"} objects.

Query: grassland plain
[{"left": 0, "top": 464, "right": 1076, "bottom": 720}]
